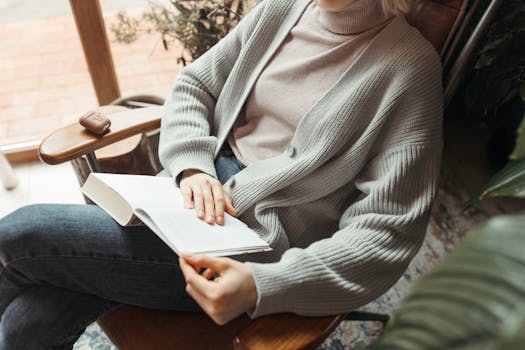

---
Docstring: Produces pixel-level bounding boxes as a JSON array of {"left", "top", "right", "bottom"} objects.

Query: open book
[{"left": 81, "top": 173, "right": 271, "bottom": 256}]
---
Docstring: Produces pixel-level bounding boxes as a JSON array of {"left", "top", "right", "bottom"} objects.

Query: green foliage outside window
[{"left": 110, "top": 0, "right": 254, "bottom": 65}]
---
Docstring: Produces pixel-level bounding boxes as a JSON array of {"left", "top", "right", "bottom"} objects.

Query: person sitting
[{"left": 0, "top": 0, "right": 442, "bottom": 348}]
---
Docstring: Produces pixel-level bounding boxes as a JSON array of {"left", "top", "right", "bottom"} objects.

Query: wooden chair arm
[
  {"left": 39, "top": 106, "right": 163, "bottom": 165},
  {"left": 233, "top": 313, "right": 345, "bottom": 350}
]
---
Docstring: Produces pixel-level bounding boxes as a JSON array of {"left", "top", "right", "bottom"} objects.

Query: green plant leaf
[
  {"left": 510, "top": 114, "right": 525, "bottom": 161},
  {"left": 374, "top": 215, "right": 525, "bottom": 350},
  {"left": 497, "top": 303, "right": 525, "bottom": 350},
  {"left": 465, "top": 0, "right": 525, "bottom": 121},
  {"left": 465, "top": 159, "right": 525, "bottom": 207}
]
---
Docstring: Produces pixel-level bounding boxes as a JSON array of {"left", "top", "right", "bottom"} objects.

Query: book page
[
  {"left": 92, "top": 174, "right": 183, "bottom": 210},
  {"left": 83, "top": 173, "right": 271, "bottom": 256},
  {"left": 135, "top": 207, "right": 271, "bottom": 256}
]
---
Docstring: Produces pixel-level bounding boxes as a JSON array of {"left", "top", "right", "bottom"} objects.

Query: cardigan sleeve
[
  {"left": 158, "top": 2, "right": 265, "bottom": 182},
  {"left": 246, "top": 142, "right": 442, "bottom": 317}
]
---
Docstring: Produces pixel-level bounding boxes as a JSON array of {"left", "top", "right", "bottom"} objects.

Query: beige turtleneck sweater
[{"left": 228, "top": 0, "right": 393, "bottom": 165}]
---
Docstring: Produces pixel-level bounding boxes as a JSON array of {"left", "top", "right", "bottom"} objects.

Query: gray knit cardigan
[{"left": 159, "top": 0, "right": 443, "bottom": 318}]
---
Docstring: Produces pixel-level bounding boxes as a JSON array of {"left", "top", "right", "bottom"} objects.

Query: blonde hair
[{"left": 381, "top": 0, "right": 415, "bottom": 15}]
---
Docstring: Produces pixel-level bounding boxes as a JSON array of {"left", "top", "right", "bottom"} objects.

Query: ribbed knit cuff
[
  {"left": 245, "top": 261, "right": 295, "bottom": 318},
  {"left": 167, "top": 148, "right": 218, "bottom": 186}
]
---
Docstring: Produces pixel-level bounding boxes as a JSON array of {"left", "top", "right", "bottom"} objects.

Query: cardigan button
[
  {"left": 229, "top": 178, "right": 236, "bottom": 188},
  {"left": 286, "top": 145, "right": 296, "bottom": 157}
]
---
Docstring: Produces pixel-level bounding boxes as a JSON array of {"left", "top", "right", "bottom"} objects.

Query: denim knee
[
  {"left": 0, "top": 310, "right": 43, "bottom": 350},
  {"left": 0, "top": 299, "right": 78, "bottom": 350},
  {"left": 0, "top": 204, "right": 57, "bottom": 265}
]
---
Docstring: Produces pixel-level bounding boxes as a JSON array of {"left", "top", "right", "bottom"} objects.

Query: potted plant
[
  {"left": 110, "top": 0, "right": 256, "bottom": 65},
  {"left": 463, "top": 0, "right": 525, "bottom": 203},
  {"left": 374, "top": 214, "right": 525, "bottom": 349}
]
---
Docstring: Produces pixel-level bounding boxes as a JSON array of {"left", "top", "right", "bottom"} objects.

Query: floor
[
  {"left": 0, "top": 0, "right": 183, "bottom": 146},
  {"left": 0, "top": 160, "right": 83, "bottom": 217}
]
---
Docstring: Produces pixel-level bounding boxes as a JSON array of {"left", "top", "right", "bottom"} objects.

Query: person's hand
[
  {"left": 180, "top": 169, "right": 237, "bottom": 225},
  {"left": 179, "top": 254, "right": 258, "bottom": 325}
]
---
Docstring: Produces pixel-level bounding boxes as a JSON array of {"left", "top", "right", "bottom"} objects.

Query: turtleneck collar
[{"left": 315, "top": 0, "right": 393, "bottom": 35}]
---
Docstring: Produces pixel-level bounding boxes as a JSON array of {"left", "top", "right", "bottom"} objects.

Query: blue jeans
[{"left": 0, "top": 149, "right": 245, "bottom": 349}]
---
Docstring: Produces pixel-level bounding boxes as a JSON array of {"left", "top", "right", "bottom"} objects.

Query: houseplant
[
  {"left": 465, "top": 0, "right": 525, "bottom": 204},
  {"left": 111, "top": 0, "right": 255, "bottom": 65},
  {"left": 374, "top": 214, "right": 525, "bottom": 349}
]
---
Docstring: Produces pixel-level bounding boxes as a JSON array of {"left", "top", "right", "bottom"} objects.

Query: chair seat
[
  {"left": 98, "top": 306, "right": 250, "bottom": 350},
  {"left": 98, "top": 305, "right": 344, "bottom": 350}
]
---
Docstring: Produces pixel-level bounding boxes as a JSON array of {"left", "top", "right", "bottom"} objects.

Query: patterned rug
[{"left": 73, "top": 167, "right": 487, "bottom": 350}]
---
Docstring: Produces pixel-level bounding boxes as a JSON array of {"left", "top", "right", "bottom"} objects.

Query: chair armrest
[
  {"left": 39, "top": 106, "right": 163, "bottom": 165},
  {"left": 233, "top": 313, "right": 345, "bottom": 350}
]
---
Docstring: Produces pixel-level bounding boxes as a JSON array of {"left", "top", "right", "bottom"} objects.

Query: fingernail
[
  {"left": 198, "top": 210, "right": 204, "bottom": 217},
  {"left": 217, "top": 216, "right": 223, "bottom": 224},
  {"left": 207, "top": 215, "right": 214, "bottom": 223}
]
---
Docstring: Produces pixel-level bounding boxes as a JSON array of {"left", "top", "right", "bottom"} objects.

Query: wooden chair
[{"left": 39, "top": 0, "right": 503, "bottom": 348}]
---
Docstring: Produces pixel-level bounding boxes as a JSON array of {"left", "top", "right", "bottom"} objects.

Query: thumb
[
  {"left": 182, "top": 254, "right": 229, "bottom": 272},
  {"left": 224, "top": 194, "right": 237, "bottom": 217}
]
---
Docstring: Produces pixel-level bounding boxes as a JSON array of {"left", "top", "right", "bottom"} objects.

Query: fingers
[
  {"left": 224, "top": 194, "right": 237, "bottom": 217},
  {"left": 184, "top": 260, "right": 215, "bottom": 280},
  {"left": 184, "top": 281, "right": 211, "bottom": 313},
  {"left": 201, "top": 268, "right": 216, "bottom": 280},
  {"left": 212, "top": 183, "right": 225, "bottom": 225},
  {"left": 179, "top": 256, "right": 215, "bottom": 296},
  {"left": 183, "top": 254, "right": 229, "bottom": 272},
  {"left": 180, "top": 255, "right": 256, "bottom": 326},
  {"left": 182, "top": 277, "right": 227, "bottom": 324},
  {"left": 179, "top": 256, "right": 200, "bottom": 281},
  {"left": 202, "top": 183, "right": 215, "bottom": 225},
  {"left": 181, "top": 184, "right": 193, "bottom": 210},
  {"left": 192, "top": 185, "right": 206, "bottom": 220},
  {"left": 179, "top": 171, "right": 238, "bottom": 224}
]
